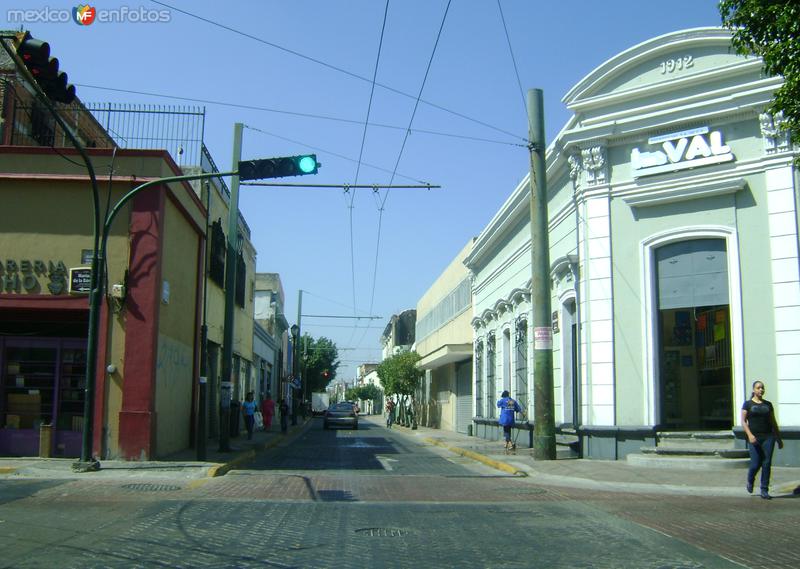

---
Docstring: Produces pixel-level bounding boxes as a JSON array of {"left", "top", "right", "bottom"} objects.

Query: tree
[
  {"left": 299, "top": 334, "right": 340, "bottom": 393},
  {"left": 377, "top": 351, "right": 423, "bottom": 427},
  {"left": 720, "top": 1, "right": 800, "bottom": 158}
]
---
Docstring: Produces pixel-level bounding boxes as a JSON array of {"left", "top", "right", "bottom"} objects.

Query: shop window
[{"left": 2, "top": 346, "right": 56, "bottom": 430}]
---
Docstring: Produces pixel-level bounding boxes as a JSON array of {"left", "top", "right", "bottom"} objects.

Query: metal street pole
[
  {"left": 291, "top": 290, "right": 303, "bottom": 425},
  {"left": 528, "top": 88, "right": 556, "bottom": 460},
  {"left": 196, "top": 182, "right": 211, "bottom": 461},
  {"left": 219, "top": 122, "right": 244, "bottom": 452}
]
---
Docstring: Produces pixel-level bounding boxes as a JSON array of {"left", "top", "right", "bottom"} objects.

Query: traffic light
[
  {"left": 238, "top": 154, "right": 319, "bottom": 181},
  {"left": 15, "top": 32, "right": 76, "bottom": 104}
]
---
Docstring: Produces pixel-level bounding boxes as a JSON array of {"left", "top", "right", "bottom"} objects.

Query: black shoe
[
  {"left": 760, "top": 490, "right": 772, "bottom": 500},
  {"left": 746, "top": 481, "right": 753, "bottom": 494}
]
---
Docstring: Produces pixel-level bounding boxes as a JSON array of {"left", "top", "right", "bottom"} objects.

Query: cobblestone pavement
[{"left": 0, "top": 420, "right": 796, "bottom": 568}]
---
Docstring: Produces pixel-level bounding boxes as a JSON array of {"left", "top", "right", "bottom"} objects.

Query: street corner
[{"left": 207, "top": 449, "right": 256, "bottom": 477}]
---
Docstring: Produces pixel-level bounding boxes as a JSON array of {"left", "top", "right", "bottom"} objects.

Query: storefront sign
[
  {"left": 0, "top": 259, "right": 68, "bottom": 295},
  {"left": 631, "top": 127, "right": 733, "bottom": 178},
  {"left": 69, "top": 267, "right": 92, "bottom": 294}
]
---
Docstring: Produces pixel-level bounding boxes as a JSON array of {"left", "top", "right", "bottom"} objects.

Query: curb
[
  {"left": 423, "top": 436, "right": 527, "bottom": 477},
  {"left": 206, "top": 418, "right": 313, "bottom": 477}
]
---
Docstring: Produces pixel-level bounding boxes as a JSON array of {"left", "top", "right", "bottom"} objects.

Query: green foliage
[
  {"left": 720, "top": 0, "right": 800, "bottom": 156},
  {"left": 377, "top": 351, "right": 423, "bottom": 397},
  {"left": 345, "top": 384, "right": 382, "bottom": 404},
  {"left": 299, "top": 334, "right": 339, "bottom": 393}
]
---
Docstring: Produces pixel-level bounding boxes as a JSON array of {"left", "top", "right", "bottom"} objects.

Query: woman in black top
[{"left": 741, "top": 380, "right": 783, "bottom": 499}]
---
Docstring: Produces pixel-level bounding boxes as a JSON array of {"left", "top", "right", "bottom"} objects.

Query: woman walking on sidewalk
[
  {"left": 242, "top": 392, "right": 257, "bottom": 440},
  {"left": 261, "top": 393, "right": 275, "bottom": 431},
  {"left": 497, "top": 390, "right": 522, "bottom": 451},
  {"left": 742, "top": 380, "right": 783, "bottom": 499}
]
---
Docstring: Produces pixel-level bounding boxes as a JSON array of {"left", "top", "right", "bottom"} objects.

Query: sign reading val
[{"left": 631, "top": 127, "right": 733, "bottom": 178}]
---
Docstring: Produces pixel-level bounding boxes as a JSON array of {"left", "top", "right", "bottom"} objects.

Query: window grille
[
  {"left": 474, "top": 340, "right": 483, "bottom": 417},
  {"left": 515, "top": 318, "right": 528, "bottom": 411},
  {"left": 486, "top": 333, "right": 496, "bottom": 418}
]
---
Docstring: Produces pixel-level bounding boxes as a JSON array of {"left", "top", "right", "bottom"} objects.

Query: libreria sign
[{"left": 631, "top": 127, "right": 733, "bottom": 178}]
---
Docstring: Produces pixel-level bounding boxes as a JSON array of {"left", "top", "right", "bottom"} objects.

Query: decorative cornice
[{"left": 622, "top": 177, "right": 746, "bottom": 208}]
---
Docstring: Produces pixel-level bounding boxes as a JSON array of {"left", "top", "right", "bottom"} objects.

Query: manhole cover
[
  {"left": 120, "top": 483, "right": 182, "bottom": 492},
  {"left": 354, "top": 527, "right": 410, "bottom": 538}
]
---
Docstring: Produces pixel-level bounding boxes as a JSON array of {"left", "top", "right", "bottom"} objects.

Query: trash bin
[
  {"left": 229, "top": 401, "right": 241, "bottom": 437},
  {"left": 39, "top": 423, "right": 53, "bottom": 458}
]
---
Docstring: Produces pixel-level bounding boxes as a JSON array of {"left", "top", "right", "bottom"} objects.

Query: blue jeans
[
  {"left": 244, "top": 414, "right": 254, "bottom": 439},
  {"left": 747, "top": 435, "right": 775, "bottom": 491},
  {"left": 503, "top": 425, "right": 513, "bottom": 442}
]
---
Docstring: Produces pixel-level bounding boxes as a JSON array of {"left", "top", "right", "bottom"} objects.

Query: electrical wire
[
  {"left": 347, "top": 0, "right": 390, "bottom": 347},
  {"left": 242, "top": 124, "right": 428, "bottom": 184},
  {"left": 497, "top": 0, "right": 529, "bottom": 129},
  {"left": 355, "top": 0, "right": 452, "bottom": 355},
  {"left": 147, "top": 0, "right": 529, "bottom": 144},
  {"left": 77, "top": 83, "right": 522, "bottom": 147}
]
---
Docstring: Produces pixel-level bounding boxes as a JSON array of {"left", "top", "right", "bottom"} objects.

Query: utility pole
[
  {"left": 291, "top": 290, "right": 303, "bottom": 425},
  {"left": 219, "top": 122, "right": 244, "bottom": 452},
  {"left": 528, "top": 89, "right": 556, "bottom": 460}
]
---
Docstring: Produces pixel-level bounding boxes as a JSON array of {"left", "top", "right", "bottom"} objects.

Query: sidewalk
[
  {"left": 366, "top": 415, "right": 800, "bottom": 499},
  {"left": 0, "top": 418, "right": 311, "bottom": 480}
]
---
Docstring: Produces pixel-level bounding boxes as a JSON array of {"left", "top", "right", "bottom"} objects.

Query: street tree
[
  {"left": 299, "top": 334, "right": 340, "bottom": 393},
  {"left": 377, "top": 351, "right": 423, "bottom": 427},
  {"left": 719, "top": 0, "right": 800, "bottom": 159}
]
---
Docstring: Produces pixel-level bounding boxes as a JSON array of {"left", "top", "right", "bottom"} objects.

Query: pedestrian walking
[
  {"left": 242, "top": 391, "right": 257, "bottom": 440},
  {"left": 742, "top": 380, "right": 783, "bottom": 499},
  {"left": 261, "top": 393, "right": 275, "bottom": 431},
  {"left": 385, "top": 399, "right": 395, "bottom": 428},
  {"left": 279, "top": 397, "right": 289, "bottom": 434},
  {"left": 497, "top": 390, "right": 522, "bottom": 451}
]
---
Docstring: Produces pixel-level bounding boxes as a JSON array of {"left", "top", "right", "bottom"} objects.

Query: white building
[{"left": 465, "top": 28, "right": 798, "bottom": 465}]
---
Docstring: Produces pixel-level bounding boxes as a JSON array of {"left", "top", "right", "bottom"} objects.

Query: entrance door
[
  {"left": 561, "top": 300, "right": 580, "bottom": 427},
  {"left": 455, "top": 359, "right": 472, "bottom": 434},
  {"left": 656, "top": 239, "right": 732, "bottom": 429}
]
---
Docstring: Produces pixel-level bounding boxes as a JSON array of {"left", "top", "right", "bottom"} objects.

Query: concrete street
[{"left": 0, "top": 416, "right": 798, "bottom": 568}]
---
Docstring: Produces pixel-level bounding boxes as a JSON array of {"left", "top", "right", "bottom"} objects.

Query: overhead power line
[{"left": 148, "top": 0, "right": 529, "bottom": 144}]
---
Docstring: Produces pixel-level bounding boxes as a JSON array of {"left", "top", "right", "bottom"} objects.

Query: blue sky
[{"left": 4, "top": 1, "right": 726, "bottom": 382}]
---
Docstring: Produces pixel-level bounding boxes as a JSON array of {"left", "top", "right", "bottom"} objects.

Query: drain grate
[
  {"left": 354, "top": 527, "right": 410, "bottom": 538},
  {"left": 120, "top": 483, "right": 182, "bottom": 492}
]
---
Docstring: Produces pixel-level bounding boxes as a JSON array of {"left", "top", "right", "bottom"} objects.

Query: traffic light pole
[
  {"left": 219, "top": 122, "right": 244, "bottom": 452},
  {"left": 528, "top": 89, "right": 556, "bottom": 460}
]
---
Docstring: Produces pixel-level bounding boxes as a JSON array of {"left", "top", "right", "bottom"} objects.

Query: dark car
[{"left": 323, "top": 401, "right": 359, "bottom": 430}]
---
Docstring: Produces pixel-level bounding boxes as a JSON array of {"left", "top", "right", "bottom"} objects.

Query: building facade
[
  {"left": 1, "top": 35, "right": 258, "bottom": 459},
  {"left": 415, "top": 240, "right": 474, "bottom": 434},
  {"left": 466, "top": 28, "right": 799, "bottom": 465}
]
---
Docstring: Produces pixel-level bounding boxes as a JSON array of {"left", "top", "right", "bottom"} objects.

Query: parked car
[{"left": 323, "top": 401, "right": 359, "bottom": 430}]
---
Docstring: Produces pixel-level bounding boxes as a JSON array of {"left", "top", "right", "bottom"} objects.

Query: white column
[
  {"left": 584, "top": 196, "right": 615, "bottom": 425},
  {"left": 766, "top": 167, "right": 800, "bottom": 425}
]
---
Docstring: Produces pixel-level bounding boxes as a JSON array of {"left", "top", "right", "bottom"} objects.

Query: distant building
[{"left": 380, "top": 309, "right": 417, "bottom": 360}]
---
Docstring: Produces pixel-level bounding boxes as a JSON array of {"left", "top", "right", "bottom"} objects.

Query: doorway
[
  {"left": 656, "top": 239, "right": 732, "bottom": 429},
  {"left": 561, "top": 300, "right": 580, "bottom": 427}
]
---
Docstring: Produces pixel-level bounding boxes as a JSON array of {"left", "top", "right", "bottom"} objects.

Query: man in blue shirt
[{"left": 497, "top": 390, "right": 522, "bottom": 451}]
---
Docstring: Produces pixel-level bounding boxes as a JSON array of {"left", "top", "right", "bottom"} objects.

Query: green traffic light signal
[
  {"left": 298, "top": 155, "right": 317, "bottom": 174},
  {"left": 238, "top": 154, "right": 319, "bottom": 181}
]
